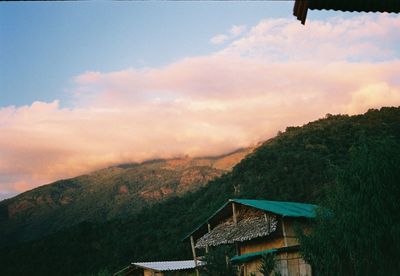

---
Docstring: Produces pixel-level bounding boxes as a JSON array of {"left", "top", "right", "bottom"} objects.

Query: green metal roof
[
  {"left": 182, "top": 199, "right": 317, "bottom": 241},
  {"left": 231, "top": 245, "right": 300, "bottom": 264},
  {"left": 231, "top": 199, "right": 317, "bottom": 218},
  {"left": 231, "top": 248, "right": 277, "bottom": 264}
]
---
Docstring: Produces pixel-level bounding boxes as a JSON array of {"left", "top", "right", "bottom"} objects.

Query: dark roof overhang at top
[
  {"left": 182, "top": 198, "right": 317, "bottom": 242},
  {"left": 294, "top": 0, "right": 400, "bottom": 24}
]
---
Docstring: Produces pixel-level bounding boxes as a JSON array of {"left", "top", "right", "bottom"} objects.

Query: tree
[
  {"left": 299, "top": 138, "right": 400, "bottom": 276},
  {"left": 203, "top": 245, "right": 235, "bottom": 276},
  {"left": 258, "top": 253, "right": 280, "bottom": 276}
]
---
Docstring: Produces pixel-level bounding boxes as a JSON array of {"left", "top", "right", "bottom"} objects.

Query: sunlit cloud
[
  {"left": 210, "top": 24, "right": 247, "bottom": 44},
  {"left": 218, "top": 15, "right": 400, "bottom": 61},
  {"left": 1, "top": 14, "right": 400, "bottom": 198},
  {"left": 210, "top": 34, "right": 230, "bottom": 45}
]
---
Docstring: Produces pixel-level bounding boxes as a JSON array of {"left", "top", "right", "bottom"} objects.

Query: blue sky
[{"left": 1, "top": 1, "right": 298, "bottom": 107}]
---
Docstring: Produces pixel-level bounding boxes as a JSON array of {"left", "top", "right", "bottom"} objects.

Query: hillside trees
[{"left": 299, "top": 138, "right": 400, "bottom": 276}]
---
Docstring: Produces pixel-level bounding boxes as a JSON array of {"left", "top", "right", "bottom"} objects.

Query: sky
[{"left": 1, "top": 2, "right": 399, "bottom": 200}]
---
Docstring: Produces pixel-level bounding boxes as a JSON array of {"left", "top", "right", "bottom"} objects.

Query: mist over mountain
[{"left": 0, "top": 147, "right": 254, "bottom": 246}]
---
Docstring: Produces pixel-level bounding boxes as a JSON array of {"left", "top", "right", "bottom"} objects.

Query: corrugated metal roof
[
  {"left": 231, "top": 199, "right": 317, "bottom": 218},
  {"left": 182, "top": 199, "right": 317, "bottom": 241},
  {"left": 308, "top": 0, "right": 400, "bottom": 13},
  {"left": 294, "top": 0, "right": 400, "bottom": 24},
  {"left": 131, "top": 260, "right": 204, "bottom": 272},
  {"left": 231, "top": 245, "right": 300, "bottom": 264},
  {"left": 231, "top": 248, "right": 277, "bottom": 264}
]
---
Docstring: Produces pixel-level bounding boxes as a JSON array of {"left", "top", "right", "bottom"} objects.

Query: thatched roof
[{"left": 195, "top": 210, "right": 277, "bottom": 248}]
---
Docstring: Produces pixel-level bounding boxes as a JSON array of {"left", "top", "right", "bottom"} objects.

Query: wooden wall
[
  {"left": 241, "top": 251, "right": 312, "bottom": 276},
  {"left": 238, "top": 216, "right": 312, "bottom": 276},
  {"left": 240, "top": 237, "right": 285, "bottom": 255},
  {"left": 143, "top": 269, "right": 163, "bottom": 276}
]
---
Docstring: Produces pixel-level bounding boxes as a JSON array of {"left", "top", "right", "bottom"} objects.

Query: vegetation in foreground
[{"left": 300, "top": 138, "right": 400, "bottom": 276}]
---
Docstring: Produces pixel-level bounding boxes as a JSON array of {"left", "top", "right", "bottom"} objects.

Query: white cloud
[
  {"left": 210, "top": 24, "right": 247, "bottom": 44},
  {"left": 218, "top": 15, "right": 400, "bottom": 61},
  {"left": 210, "top": 34, "right": 230, "bottom": 45},
  {"left": 346, "top": 82, "right": 400, "bottom": 114},
  {"left": 229, "top": 25, "right": 246, "bottom": 36}
]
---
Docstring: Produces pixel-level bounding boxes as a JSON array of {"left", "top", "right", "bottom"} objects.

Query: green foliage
[
  {"left": 93, "top": 268, "right": 111, "bottom": 276},
  {"left": 258, "top": 253, "right": 277, "bottom": 276},
  {"left": 299, "top": 137, "right": 400, "bottom": 276},
  {"left": 203, "top": 245, "right": 236, "bottom": 276},
  {"left": 0, "top": 107, "right": 399, "bottom": 275}
]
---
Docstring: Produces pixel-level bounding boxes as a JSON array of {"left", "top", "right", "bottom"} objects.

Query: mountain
[
  {"left": 0, "top": 107, "right": 399, "bottom": 276},
  {"left": 0, "top": 147, "right": 254, "bottom": 246}
]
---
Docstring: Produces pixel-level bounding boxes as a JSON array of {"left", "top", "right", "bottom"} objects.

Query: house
[
  {"left": 183, "top": 199, "right": 317, "bottom": 276},
  {"left": 293, "top": 0, "right": 400, "bottom": 24},
  {"left": 114, "top": 260, "right": 204, "bottom": 276}
]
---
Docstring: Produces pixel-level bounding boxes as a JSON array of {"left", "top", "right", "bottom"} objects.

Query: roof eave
[
  {"left": 231, "top": 199, "right": 316, "bottom": 219},
  {"left": 181, "top": 200, "right": 231, "bottom": 241},
  {"left": 182, "top": 198, "right": 317, "bottom": 242},
  {"left": 131, "top": 263, "right": 162, "bottom": 272}
]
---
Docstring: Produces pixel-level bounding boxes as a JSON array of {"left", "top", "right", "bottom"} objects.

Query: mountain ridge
[{"left": 0, "top": 146, "right": 255, "bottom": 246}]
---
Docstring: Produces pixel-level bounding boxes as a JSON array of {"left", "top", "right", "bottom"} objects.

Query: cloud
[
  {"left": 346, "top": 82, "right": 400, "bottom": 114},
  {"left": 210, "top": 25, "right": 247, "bottom": 44},
  {"left": 210, "top": 34, "right": 230, "bottom": 45},
  {"left": 218, "top": 15, "right": 400, "bottom": 61},
  {"left": 230, "top": 25, "right": 246, "bottom": 36},
  {"left": 1, "top": 14, "right": 400, "bottom": 198}
]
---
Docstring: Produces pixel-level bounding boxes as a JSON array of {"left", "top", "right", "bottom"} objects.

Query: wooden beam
[
  {"left": 293, "top": 0, "right": 309, "bottom": 25},
  {"left": 300, "top": 0, "right": 309, "bottom": 25},
  {"left": 232, "top": 202, "right": 237, "bottom": 225},
  {"left": 281, "top": 218, "right": 289, "bottom": 276},
  {"left": 190, "top": 235, "right": 200, "bottom": 276},
  {"left": 206, "top": 223, "right": 211, "bottom": 253},
  {"left": 281, "top": 218, "right": 288, "bottom": 247},
  {"left": 190, "top": 235, "right": 197, "bottom": 264}
]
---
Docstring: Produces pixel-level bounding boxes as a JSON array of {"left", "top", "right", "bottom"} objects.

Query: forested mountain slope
[
  {"left": 0, "top": 147, "right": 253, "bottom": 246},
  {"left": 1, "top": 107, "right": 399, "bottom": 275}
]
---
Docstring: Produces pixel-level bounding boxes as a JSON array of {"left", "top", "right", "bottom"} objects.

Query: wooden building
[
  {"left": 293, "top": 0, "right": 400, "bottom": 24},
  {"left": 114, "top": 260, "right": 203, "bottom": 276},
  {"left": 183, "top": 199, "right": 317, "bottom": 276}
]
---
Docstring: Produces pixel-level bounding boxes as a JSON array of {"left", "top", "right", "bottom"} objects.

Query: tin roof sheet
[
  {"left": 232, "top": 199, "right": 317, "bottom": 218},
  {"left": 132, "top": 260, "right": 204, "bottom": 272},
  {"left": 231, "top": 245, "right": 300, "bottom": 264},
  {"left": 294, "top": 0, "right": 400, "bottom": 24},
  {"left": 308, "top": 0, "right": 400, "bottom": 13}
]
